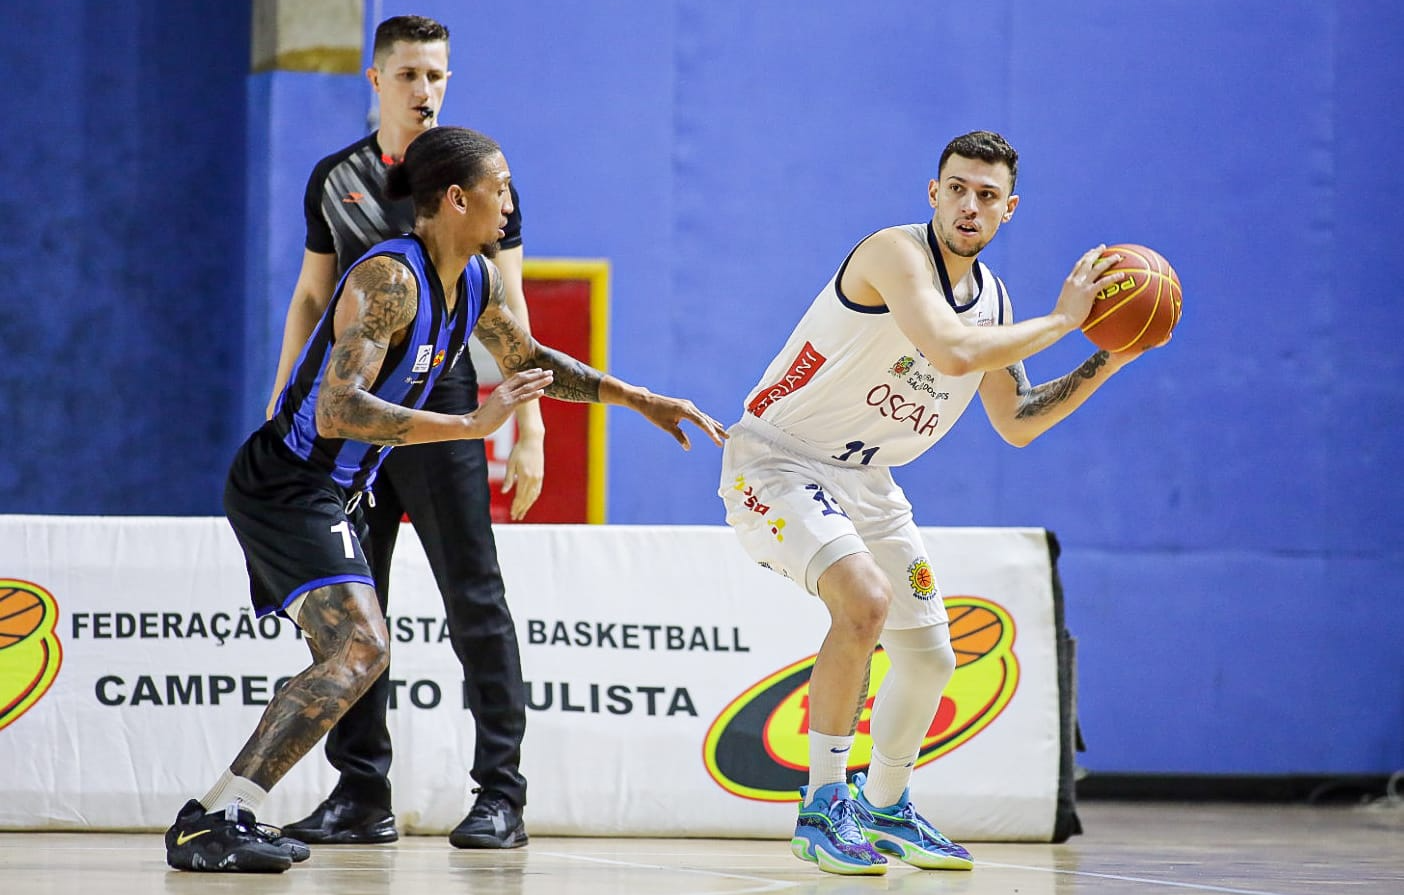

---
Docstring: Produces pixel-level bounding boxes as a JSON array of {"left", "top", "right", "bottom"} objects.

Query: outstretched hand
[
  {"left": 468, "top": 369, "right": 553, "bottom": 439},
  {"left": 637, "top": 393, "right": 730, "bottom": 450}
]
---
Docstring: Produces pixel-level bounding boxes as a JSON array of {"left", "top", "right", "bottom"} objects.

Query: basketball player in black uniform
[
  {"left": 264, "top": 17, "right": 542, "bottom": 849},
  {"left": 166, "top": 126, "right": 728, "bottom": 874}
]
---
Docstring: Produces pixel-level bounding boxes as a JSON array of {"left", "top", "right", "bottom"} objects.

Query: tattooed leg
[
  {"left": 228, "top": 582, "right": 390, "bottom": 791},
  {"left": 807, "top": 554, "right": 889, "bottom": 737},
  {"left": 848, "top": 651, "right": 875, "bottom": 736}
]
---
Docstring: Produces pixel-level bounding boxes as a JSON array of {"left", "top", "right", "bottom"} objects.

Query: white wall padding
[{"left": 0, "top": 516, "right": 1067, "bottom": 840}]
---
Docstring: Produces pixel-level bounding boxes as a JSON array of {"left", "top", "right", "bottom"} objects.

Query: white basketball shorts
[{"left": 718, "top": 417, "right": 947, "bottom": 630}]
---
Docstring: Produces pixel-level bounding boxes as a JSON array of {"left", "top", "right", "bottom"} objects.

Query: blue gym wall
[{"left": 1, "top": 1, "right": 1400, "bottom": 779}]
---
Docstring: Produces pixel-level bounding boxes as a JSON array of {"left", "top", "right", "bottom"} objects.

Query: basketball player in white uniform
[{"left": 720, "top": 130, "right": 1164, "bottom": 876}]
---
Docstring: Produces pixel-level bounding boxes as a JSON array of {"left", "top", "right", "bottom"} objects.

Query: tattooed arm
[
  {"left": 473, "top": 260, "right": 604, "bottom": 401},
  {"left": 975, "top": 276, "right": 1157, "bottom": 446},
  {"left": 474, "top": 261, "right": 729, "bottom": 449},
  {"left": 979, "top": 349, "right": 1143, "bottom": 446},
  {"left": 315, "top": 255, "right": 551, "bottom": 445}
]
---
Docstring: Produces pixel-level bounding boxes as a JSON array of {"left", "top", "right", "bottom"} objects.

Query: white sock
[
  {"left": 806, "top": 731, "right": 854, "bottom": 804},
  {"left": 200, "top": 768, "right": 270, "bottom": 816},
  {"left": 862, "top": 747, "right": 916, "bottom": 809}
]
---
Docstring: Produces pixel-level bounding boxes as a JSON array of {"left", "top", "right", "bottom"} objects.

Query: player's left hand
[{"left": 502, "top": 432, "right": 546, "bottom": 520}]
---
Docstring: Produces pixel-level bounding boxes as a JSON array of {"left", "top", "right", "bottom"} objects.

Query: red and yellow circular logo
[
  {"left": 907, "top": 558, "right": 936, "bottom": 599},
  {"left": 702, "top": 596, "right": 1017, "bottom": 802}
]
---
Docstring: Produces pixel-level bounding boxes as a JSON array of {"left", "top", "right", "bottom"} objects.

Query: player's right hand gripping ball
[{"left": 1081, "top": 244, "right": 1182, "bottom": 353}]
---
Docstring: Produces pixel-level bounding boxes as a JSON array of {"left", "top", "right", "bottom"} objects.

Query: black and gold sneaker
[{"left": 164, "top": 799, "right": 292, "bottom": 873}]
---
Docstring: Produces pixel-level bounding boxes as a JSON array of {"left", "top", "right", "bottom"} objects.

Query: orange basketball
[
  {"left": 1081, "top": 243, "right": 1182, "bottom": 353},
  {"left": 0, "top": 585, "right": 46, "bottom": 648},
  {"left": 947, "top": 604, "right": 1003, "bottom": 668}
]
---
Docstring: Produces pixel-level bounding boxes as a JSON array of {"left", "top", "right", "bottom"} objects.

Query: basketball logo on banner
[
  {"left": 702, "top": 596, "right": 1019, "bottom": 802},
  {"left": 0, "top": 579, "right": 63, "bottom": 733}
]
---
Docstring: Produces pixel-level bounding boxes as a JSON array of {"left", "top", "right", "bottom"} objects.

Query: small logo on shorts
[
  {"left": 757, "top": 562, "right": 792, "bottom": 581},
  {"left": 890, "top": 356, "right": 916, "bottom": 376},
  {"left": 733, "top": 476, "right": 786, "bottom": 542},
  {"left": 767, "top": 518, "right": 787, "bottom": 542},
  {"left": 412, "top": 345, "right": 434, "bottom": 373},
  {"left": 907, "top": 558, "right": 937, "bottom": 600}
]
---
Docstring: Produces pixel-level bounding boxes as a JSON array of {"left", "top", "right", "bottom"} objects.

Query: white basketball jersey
[{"left": 739, "top": 222, "right": 1008, "bottom": 468}]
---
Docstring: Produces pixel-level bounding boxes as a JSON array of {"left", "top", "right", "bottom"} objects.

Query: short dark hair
[
  {"left": 384, "top": 126, "right": 502, "bottom": 217},
  {"left": 938, "top": 130, "right": 1019, "bottom": 192},
  {"left": 372, "top": 15, "right": 449, "bottom": 65}
]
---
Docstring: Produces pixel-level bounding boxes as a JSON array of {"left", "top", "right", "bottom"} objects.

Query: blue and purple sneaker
[
  {"left": 851, "top": 771, "right": 973, "bottom": 870},
  {"left": 791, "top": 781, "right": 888, "bottom": 875}
]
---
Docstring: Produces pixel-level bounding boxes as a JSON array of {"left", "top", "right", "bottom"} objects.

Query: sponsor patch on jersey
[
  {"left": 413, "top": 345, "right": 434, "bottom": 373},
  {"left": 431, "top": 349, "right": 446, "bottom": 368},
  {"left": 907, "top": 558, "right": 937, "bottom": 600},
  {"left": 890, "top": 356, "right": 916, "bottom": 376},
  {"left": 747, "top": 342, "right": 827, "bottom": 418}
]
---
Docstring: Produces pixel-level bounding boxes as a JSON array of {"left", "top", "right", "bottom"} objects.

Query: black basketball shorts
[{"left": 223, "top": 426, "right": 375, "bottom": 619}]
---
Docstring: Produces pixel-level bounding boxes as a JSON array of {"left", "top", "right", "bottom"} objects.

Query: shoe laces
[
  {"left": 827, "top": 796, "right": 876, "bottom": 843},
  {"left": 254, "top": 823, "right": 287, "bottom": 843},
  {"left": 470, "top": 787, "right": 512, "bottom": 816},
  {"left": 892, "top": 800, "right": 955, "bottom": 847}
]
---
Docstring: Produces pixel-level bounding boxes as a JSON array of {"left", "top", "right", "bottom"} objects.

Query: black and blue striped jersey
[{"left": 271, "top": 234, "right": 488, "bottom": 491}]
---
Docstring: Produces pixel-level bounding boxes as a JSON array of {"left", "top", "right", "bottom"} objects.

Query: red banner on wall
[{"left": 475, "top": 260, "right": 609, "bottom": 524}]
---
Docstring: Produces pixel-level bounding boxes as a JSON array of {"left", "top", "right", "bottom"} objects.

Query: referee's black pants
[{"left": 320, "top": 367, "right": 529, "bottom": 814}]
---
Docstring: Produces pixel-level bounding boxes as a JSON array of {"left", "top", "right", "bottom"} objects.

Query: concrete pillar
[
  {"left": 251, "top": 0, "right": 363, "bottom": 73},
  {"left": 243, "top": 0, "right": 368, "bottom": 429}
]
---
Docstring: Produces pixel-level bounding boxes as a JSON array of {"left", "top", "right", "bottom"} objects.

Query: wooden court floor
[{"left": 3, "top": 801, "right": 1401, "bottom": 894}]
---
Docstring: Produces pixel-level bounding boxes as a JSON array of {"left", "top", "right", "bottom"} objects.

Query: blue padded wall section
[
  {"left": 0, "top": 0, "right": 249, "bottom": 514},
  {"left": 244, "top": 71, "right": 367, "bottom": 436}
]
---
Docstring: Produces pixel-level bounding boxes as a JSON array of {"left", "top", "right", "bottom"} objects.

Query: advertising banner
[{"left": 0, "top": 516, "right": 1070, "bottom": 840}]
